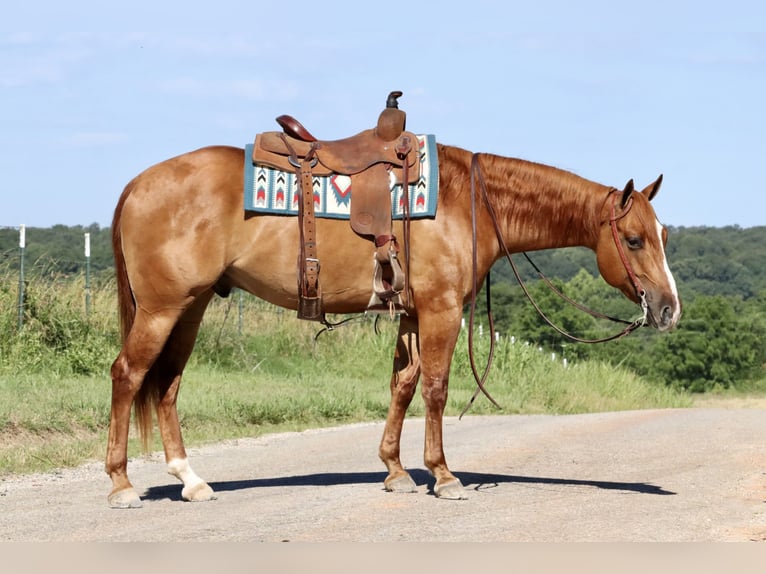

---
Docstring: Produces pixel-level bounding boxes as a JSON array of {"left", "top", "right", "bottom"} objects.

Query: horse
[{"left": 105, "top": 142, "right": 681, "bottom": 508}]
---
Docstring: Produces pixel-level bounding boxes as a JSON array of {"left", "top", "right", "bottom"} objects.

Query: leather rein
[{"left": 463, "top": 154, "right": 649, "bottom": 414}]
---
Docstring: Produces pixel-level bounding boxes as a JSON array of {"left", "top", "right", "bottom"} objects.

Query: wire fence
[
  {"left": 1, "top": 225, "right": 26, "bottom": 330},
  {"left": 1, "top": 225, "right": 331, "bottom": 338},
  {"left": 2, "top": 224, "right": 95, "bottom": 331}
]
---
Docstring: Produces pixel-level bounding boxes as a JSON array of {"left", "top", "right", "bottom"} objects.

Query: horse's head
[{"left": 595, "top": 176, "right": 681, "bottom": 332}]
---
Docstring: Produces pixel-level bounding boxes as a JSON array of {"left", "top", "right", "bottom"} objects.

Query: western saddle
[{"left": 252, "top": 91, "right": 421, "bottom": 322}]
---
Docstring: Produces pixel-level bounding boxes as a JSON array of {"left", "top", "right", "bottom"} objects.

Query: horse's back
[
  {"left": 120, "top": 145, "right": 246, "bottom": 225},
  {"left": 116, "top": 146, "right": 249, "bottom": 305},
  {"left": 126, "top": 144, "right": 243, "bottom": 196}
]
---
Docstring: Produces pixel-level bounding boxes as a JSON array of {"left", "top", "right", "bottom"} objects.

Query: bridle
[
  {"left": 607, "top": 192, "right": 649, "bottom": 322},
  {"left": 462, "top": 154, "right": 650, "bottom": 414}
]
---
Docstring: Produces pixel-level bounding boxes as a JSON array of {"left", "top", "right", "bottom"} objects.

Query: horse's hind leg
[
  {"left": 154, "top": 291, "right": 215, "bottom": 502},
  {"left": 106, "top": 307, "right": 185, "bottom": 508},
  {"left": 379, "top": 315, "right": 421, "bottom": 493}
]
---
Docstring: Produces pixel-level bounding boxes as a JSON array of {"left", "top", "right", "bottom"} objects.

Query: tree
[{"left": 645, "top": 296, "right": 766, "bottom": 391}]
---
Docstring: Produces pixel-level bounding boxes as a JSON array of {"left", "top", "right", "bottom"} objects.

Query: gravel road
[{"left": 2, "top": 408, "right": 765, "bottom": 542}]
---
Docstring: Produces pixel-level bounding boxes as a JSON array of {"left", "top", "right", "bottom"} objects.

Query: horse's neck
[{"left": 468, "top": 150, "right": 609, "bottom": 252}]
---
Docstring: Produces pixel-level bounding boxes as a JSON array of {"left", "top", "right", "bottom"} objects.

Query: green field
[{"left": 0, "top": 276, "right": 697, "bottom": 476}]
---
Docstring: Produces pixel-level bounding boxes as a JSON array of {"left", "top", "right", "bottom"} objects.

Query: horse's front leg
[
  {"left": 379, "top": 315, "right": 421, "bottom": 492},
  {"left": 419, "top": 309, "right": 466, "bottom": 499}
]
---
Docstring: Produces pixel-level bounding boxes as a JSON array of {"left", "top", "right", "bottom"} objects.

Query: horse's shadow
[{"left": 142, "top": 469, "right": 675, "bottom": 502}]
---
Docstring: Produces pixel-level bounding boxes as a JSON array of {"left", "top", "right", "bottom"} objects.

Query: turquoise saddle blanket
[{"left": 244, "top": 134, "right": 438, "bottom": 219}]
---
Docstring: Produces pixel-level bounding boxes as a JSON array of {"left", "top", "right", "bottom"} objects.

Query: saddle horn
[
  {"left": 386, "top": 90, "right": 403, "bottom": 109},
  {"left": 377, "top": 91, "right": 406, "bottom": 141}
]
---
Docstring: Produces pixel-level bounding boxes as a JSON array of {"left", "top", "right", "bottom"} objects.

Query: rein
[
  {"left": 501, "top": 191, "right": 649, "bottom": 344},
  {"left": 461, "top": 154, "right": 649, "bottom": 415}
]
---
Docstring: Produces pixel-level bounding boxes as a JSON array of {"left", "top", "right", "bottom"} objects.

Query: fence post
[
  {"left": 17, "top": 224, "right": 25, "bottom": 331},
  {"left": 84, "top": 232, "right": 91, "bottom": 317}
]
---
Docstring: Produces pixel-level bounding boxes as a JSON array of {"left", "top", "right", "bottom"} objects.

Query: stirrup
[
  {"left": 365, "top": 296, "right": 406, "bottom": 319},
  {"left": 366, "top": 254, "right": 407, "bottom": 317}
]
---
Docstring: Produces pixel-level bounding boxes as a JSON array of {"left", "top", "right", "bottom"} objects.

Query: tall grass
[
  {"left": 0, "top": 272, "right": 691, "bottom": 476},
  {"left": 0, "top": 269, "right": 119, "bottom": 376}
]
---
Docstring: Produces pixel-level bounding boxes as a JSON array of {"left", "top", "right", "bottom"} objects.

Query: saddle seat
[
  {"left": 254, "top": 127, "right": 420, "bottom": 178},
  {"left": 251, "top": 91, "right": 421, "bottom": 321}
]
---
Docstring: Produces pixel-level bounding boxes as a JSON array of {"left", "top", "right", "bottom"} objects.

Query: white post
[
  {"left": 17, "top": 225, "right": 26, "bottom": 330},
  {"left": 84, "top": 233, "right": 91, "bottom": 316}
]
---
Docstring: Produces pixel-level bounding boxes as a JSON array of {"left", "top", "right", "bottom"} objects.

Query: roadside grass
[
  {"left": 0, "top": 305, "right": 692, "bottom": 476},
  {"left": 0, "top": 276, "right": 703, "bottom": 477}
]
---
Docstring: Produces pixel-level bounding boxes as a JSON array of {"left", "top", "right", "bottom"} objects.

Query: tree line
[
  {"left": 0, "top": 224, "right": 113, "bottom": 277},
  {"left": 2, "top": 224, "right": 765, "bottom": 392}
]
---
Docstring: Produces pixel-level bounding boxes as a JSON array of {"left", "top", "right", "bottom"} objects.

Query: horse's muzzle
[{"left": 648, "top": 296, "right": 681, "bottom": 332}]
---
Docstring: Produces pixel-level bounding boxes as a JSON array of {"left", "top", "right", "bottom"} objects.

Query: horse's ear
[
  {"left": 641, "top": 174, "right": 663, "bottom": 201},
  {"left": 621, "top": 179, "right": 635, "bottom": 209}
]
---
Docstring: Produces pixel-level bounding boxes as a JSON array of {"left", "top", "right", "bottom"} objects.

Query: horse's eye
[{"left": 626, "top": 236, "right": 644, "bottom": 250}]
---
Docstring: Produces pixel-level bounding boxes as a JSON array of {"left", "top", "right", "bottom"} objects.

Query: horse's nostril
[{"left": 661, "top": 305, "right": 673, "bottom": 324}]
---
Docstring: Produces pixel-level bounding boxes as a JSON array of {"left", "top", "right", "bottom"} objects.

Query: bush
[
  {"left": 0, "top": 273, "right": 119, "bottom": 377},
  {"left": 644, "top": 296, "right": 766, "bottom": 392}
]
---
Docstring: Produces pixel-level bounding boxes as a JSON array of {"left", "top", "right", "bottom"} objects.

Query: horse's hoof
[
  {"left": 434, "top": 478, "right": 468, "bottom": 500},
  {"left": 384, "top": 472, "right": 418, "bottom": 493},
  {"left": 108, "top": 487, "right": 143, "bottom": 509},
  {"left": 182, "top": 481, "right": 216, "bottom": 502}
]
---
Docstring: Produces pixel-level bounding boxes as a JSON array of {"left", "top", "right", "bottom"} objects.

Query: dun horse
[{"left": 106, "top": 129, "right": 680, "bottom": 508}]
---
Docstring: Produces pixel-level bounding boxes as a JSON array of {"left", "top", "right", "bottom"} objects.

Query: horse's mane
[{"left": 438, "top": 144, "right": 608, "bottom": 247}]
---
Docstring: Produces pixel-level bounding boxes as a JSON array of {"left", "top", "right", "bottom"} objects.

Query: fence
[
  {"left": 2, "top": 225, "right": 94, "bottom": 330},
  {"left": 1, "top": 225, "right": 290, "bottom": 337}
]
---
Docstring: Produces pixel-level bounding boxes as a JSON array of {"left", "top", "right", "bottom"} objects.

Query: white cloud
[
  {"left": 157, "top": 77, "right": 300, "bottom": 102},
  {"left": 0, "top": 33, "right": 90, "bottom": 88},
  {"left": 64, "top": 132, "right": 129, "bottom": 147},
  {"left": 685, "top": 33, "right": 766, "bottom": 65},
  {"left": 1, "top": 32, "right": 37, "bottom": 46}
]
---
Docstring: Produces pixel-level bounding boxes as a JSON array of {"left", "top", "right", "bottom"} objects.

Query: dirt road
[{"left": 2, "top": 408, "right": 765, "bottom": 542}]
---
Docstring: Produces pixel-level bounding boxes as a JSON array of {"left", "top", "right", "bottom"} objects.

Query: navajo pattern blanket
[{"left": 244, "top": 134, "right": 438, "bottom": 219}]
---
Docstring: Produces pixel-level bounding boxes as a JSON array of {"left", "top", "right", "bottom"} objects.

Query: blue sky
[{"left": 1, "top": 0, "right": 764, "bottom": 229}]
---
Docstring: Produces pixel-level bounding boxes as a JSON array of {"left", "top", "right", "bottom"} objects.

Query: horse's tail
[
  {"left": 112, "top": 183, "right": 135, "bottom": 344},
  {"left": 111, "top": 180, "right": 155, "bottom": 451}
]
